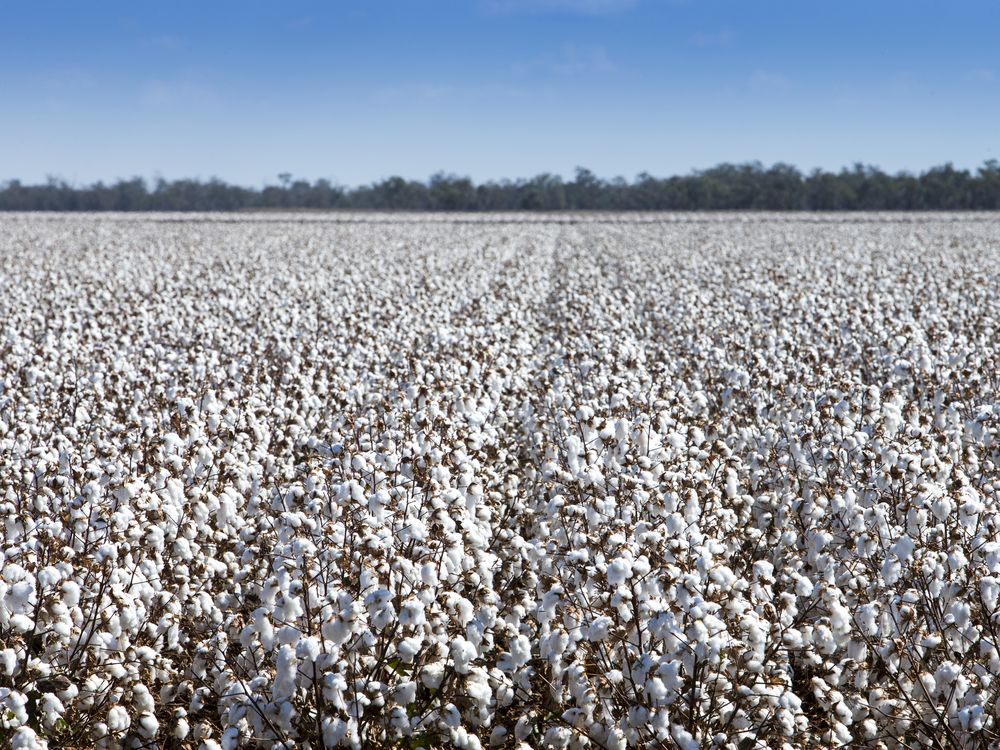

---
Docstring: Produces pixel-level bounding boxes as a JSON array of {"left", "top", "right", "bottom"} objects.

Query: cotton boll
[
  {"left": 606, "top": 558, "right": 632, "bottom": 586},
  {"left": 451, "top": 638, "right": 479, "bottom": 674},
  {"left": 10, "top": 727, "right": 47, "bottom": 750},
  {"left": 588, "top": 616, "right": 614, "bottom": 642},
  {"left": 498, "top": 634, "right": 532, "bottom": 671},
  {"left": 273, "top": 644, "right": 299, "bottom": 703},
  {"left": 137, "top": 712, "right": 159, "bottom": 739},
  {"left": 931, "top": 494, "right": 954, "bottom": 521},
  {"left": 106, "top": 705, "right": 130, "bottom": 734},
  {"left": 0, "top": 649, "right": 17, "bottom": 676},
  {"left": 421, "top": 662, "right": 446, "bottom": 689},
  {"left": 220, "top": 726, "right": 241, "bottom": 750},
  {"left": 296, "top": 635, "right": 322, "bottom": 662},
  {"left": 981, "top": 577, "right": 1000, "bottom": 612}
]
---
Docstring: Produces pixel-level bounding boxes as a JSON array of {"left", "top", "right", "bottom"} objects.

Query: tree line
[{"left": 3, "top": 161, "right": 1000, "bottom": 211}]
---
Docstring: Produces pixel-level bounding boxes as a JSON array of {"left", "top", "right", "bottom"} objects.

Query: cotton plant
[{"left": 1, "top": 212, "right": 999, "bottom": 748}]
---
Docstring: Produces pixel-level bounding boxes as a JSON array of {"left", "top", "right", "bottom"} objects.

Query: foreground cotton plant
[{"left": 1, "top": 212, "right": 1000, "bottom": 749}]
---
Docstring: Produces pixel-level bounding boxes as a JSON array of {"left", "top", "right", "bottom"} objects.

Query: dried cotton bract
[{"left": 1, "top": 212, "right": 1000, "bottom": 748}]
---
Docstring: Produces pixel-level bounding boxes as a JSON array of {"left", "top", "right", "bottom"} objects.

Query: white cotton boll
[
  {"left": 498, "top": 634, "right": 532, "bottom": 671},
  {"left": 724, "top": 471, "right": 738, "bottom": 499},
  {"left": 38, "top": 693, "right": 65, "bottom": 725},
  {"left": 671, "top": 725, "right": 698, "bottom": 750},
  {"left": 959, "top": 705, "right": 985, "bottom": 732},
  {"left": 2, "top": 688, "right": 30, "bottom": 726},
  {"left": 783, "top": 628, "right": 804, "bottom": 648},
  {"left": 514, "top": 715, "right": 534, "bottom": 741},
  {"left": 453, "top": 727, "right": 483, "bottom": 750},
  {"left": 934, "top": 662, "right": 961, "bottom": 695},
  {"left": 420, "top": 563, "right": 439, "bottom": 586},
  {"left": 173, "top": 717, "right": 190, "bottom": 740},
  {"left": 646, "top": 677, "right": 669, "bottom": 704},
  {"left": 10, "top": 727, "right": 47, "bottom": 750},
  {"left": 393, "top": 681, "right": 417, "bottom": 706},
  {"left": 323, "top": 717, "right": 349, "bottom": 747},
  {"left": 253, "top": 609, "right": 275, "bottom": 650},
  {"left": 107, "top": 705, "right": 130, "bottom": 734},
  {"left": 399, "top": 598, "right": 426, "bottom": 629},
  {"left": 465, "top": 668, "right": 492, "bottom": 705},
  {"left": 605, "top": 726, "right": 627, "bottom": 750},
  {"left": 892, "top": 535, "right": 915, "bottom": 563},
  {"left": 931, "top": 494, "right": 954, "bottom": 521},
  {"left": 0, "top": 649, "right": 17, "bottom": 676},
  {"left": 814, "top": 625, "right": 837, "bottom": 655},
  {"left": 453, "top": 596, "right": 475, "bottom": 626},
  {"left": 544, "top": 726, "right": 571, "bottom": 749},
  {"left": 981, "top": 577, "right": 1000, "bottom": 612},
  {"left": 132, "top": 684, "right": 154, "bottom": 714},
  {"left": 710, "top": 566, "right": 737, "bottom": 589},
  {"left": 8, "top": 614, "right": 33, "bottom": 634},
  {"left": 274, "top": 644, "right": 299, "bottom": 702},
  {"left": 36, "top": 566, "right": 62, "bottom": 589},
  {"left": 61, "top": 580, "right": 80, "bottom": 608},
  {"left": 588, "top": 616, "right": 614, "bottom": 642},
  {"left": 398, "top": 635, "right": 423, "bottom": 660},
  {"left": 137, "top": 713, "right": 159, "bottom": 738},
  {"left": 220, "top": 725, "right": 240, "bottom": 750},
  {"left": 296, "top": 635, "right": 322, "bottom": 662},
  {"left": 855, "top": 603, "right": 879, "bottom": 636},
  {"left": 829, "top": 601, "right": 852, "bottom": 635},
  {"left": 947, "top": 601, "right": 971, "bottom": 629},
  {"left": 451, "top": 638, "right": 478, "bottom": 674},
  {"left": 365, "top": 588, "right": 396, "bottom": 631},
  {"left": 421, "top": 662, "right": 446, "bottom": 689},
  {"left": 794, "top": 574, "right": 814, "bottom": 597},
  {"left": 752, "top": 560, "right": 775, "bottom": 582},
  {"left": 606, "top": 558, "right": 632, "bottom": 586},
  {"left": 441, "top": 703, "right": 461, "bottom": 728},
  {"left": 880, "top": 557, "right": 901, "bottom": 586}
]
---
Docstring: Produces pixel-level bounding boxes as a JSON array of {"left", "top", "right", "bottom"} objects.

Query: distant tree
[{"left": 3, "top": 161, "right": 1000, "bottom": 211}]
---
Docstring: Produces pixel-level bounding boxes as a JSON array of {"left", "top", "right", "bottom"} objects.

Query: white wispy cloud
[
  {"left": 144, "top": 35, "right": 184, "bottom": 50},
  {"left": 964, "top": 68, "right": 995, "bottom": 82},
  {"left": 140, "top": 80, "right": 218, "bottom": 108},
  {"left": 483, "top": 0, "right": 637, "bottom": 15},
  {"left": 36, "top": 68, "right": 94, "bottom": 89},
  {"left": 691, "top": 28, "right": 734, "bottom": 47},
  {"left": 750, "top": 69, "right": 789, "bottom": 92},
  {"left": 552, "top": 43, "right": 616, "bottom": 74},
  {"left": 371, "top": 83, "right": 530, "bottom": 105},
  {"left": 510, "top": 43, "right": 618, "bottom": 76}
]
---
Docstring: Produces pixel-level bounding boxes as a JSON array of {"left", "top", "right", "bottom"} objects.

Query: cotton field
[{"left": 3, "top": 212, "right": 1000, "bottom": 750}]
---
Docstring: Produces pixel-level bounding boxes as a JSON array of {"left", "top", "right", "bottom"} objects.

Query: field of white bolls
[{"left": 1, "top": 212, "right": 999, "bottom": 749}]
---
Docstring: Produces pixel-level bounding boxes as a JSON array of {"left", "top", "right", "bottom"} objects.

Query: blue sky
[{"left": 1, "top": 0, "right": 997, "bottom": 186}]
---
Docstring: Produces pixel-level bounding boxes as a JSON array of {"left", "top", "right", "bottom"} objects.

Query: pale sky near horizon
[{"left": 2, "top": 0, "right": 998, "bottom": 187}]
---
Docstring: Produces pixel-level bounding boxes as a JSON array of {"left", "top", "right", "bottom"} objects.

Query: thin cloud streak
[
  {"left": 482, "top": 0, "right": 637, "bottom": 15},
  {"left": 691, "top": 28, "right": 734, "bottom": 47}
]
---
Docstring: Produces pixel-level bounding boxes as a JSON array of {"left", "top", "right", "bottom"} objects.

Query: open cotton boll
[
  {"left": 137, "top": 712, "right": 159, "bottom": 739},
  {"left": 421, "top": 662, "right": 446, "bottom": 690},
  {"left": 451, "top": 638, "right": 479, "bottom": 674},
  {"left": 9, "top": 727, "right": 48, "bottom": 750},
  {"left": 106, "top": 705, "right": 130, "bottom": 734},
  {"left": 273, "top": 644, "right": 299, "bottom": 703},
  {"left": 497, "top": 634, "right": 532, "bottom": 671},
  {"left": 0, "top": 649, "right": 16, "bottom": 676},
  {"left": 606, "top": 557, "right": 632, "bottom": 586},
  {"left": 588, "top": 615, "right": 614, "bottom": 642}
]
